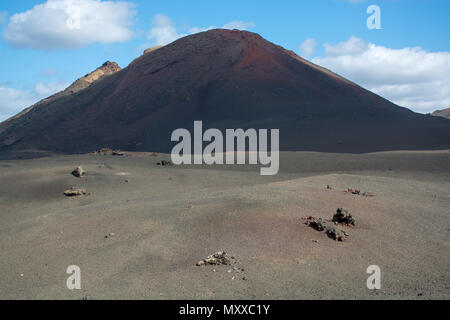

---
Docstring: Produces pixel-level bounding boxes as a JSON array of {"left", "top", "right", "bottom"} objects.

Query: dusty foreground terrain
[{"left": 0, "top": 151, "right": 449, "bottom": 299}]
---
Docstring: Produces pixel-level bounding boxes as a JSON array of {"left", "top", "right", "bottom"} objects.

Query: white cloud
[
  {"left": 299, "top": 38, "right": 317, "bottom": 57},
  {"left": 324, "top": 36, "right": 368, "bottom": 56},
  {"left": 312, "top": 36, "right": 450, "bottom": 113},
  {"left": 188, "top": 26, "right": 215, "bottom": 34},
  {"left": 2, "top": 0, "right": 135, "bottom": 50},
  {"left": 147, "top": 14, "right": 255, "bottom": 46},
  {"left": 147, "top": 14, "right": 187, "bottom": 46},
  {"left": 0, "top": 81, "right": 69, "bottom": 121}
]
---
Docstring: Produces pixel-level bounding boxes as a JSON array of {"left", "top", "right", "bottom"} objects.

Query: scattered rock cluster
[
  {"left": 304, "top": 216, "right": 326, "bottom": 232},
  {"left": 344, "top": 188, "right": 375, "bottom": 197},
  {"left": 92, "top": 148, "right": 125, "bottom": 156},
  {"left": 333, "top": 208, "right": 355, "bottom": 226},
  {"left": 196, "top": 251, "right": 236, "bottom": 266},
  {"left": 326, "top": 227, "right": 349, "bottom": 241},
  {"left": 303, "top": 208, "right": 356, "bottom": 242}
]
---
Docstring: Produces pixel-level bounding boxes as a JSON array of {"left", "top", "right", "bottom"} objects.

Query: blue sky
[{"left": 0, "top": 0, "right": 449, "bottom": 120}]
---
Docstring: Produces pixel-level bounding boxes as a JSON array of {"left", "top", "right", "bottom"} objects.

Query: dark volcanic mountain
[{"left": 1, "top": 29, "right": 450, "bottom": 157}]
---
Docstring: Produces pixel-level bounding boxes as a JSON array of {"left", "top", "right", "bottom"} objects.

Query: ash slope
[
  {"left": 0, "top": 151, "right": 449, "bottom": 299},
  {"left": 1, "top": 29, "right": 450, "bottom": 157}
]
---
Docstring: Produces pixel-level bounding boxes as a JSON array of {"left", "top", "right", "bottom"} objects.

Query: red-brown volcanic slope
[{"left": 1, "top": 29, "right": 449, "bottom": 157}]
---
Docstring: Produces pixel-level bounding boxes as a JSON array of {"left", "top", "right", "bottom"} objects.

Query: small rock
[
  {"left": 71, "top": 166, "right": 85, "bottom": 178},
  {"left": 124, "top": 179, "right": 130, "bottom": 183},
  {"left": 196, "top": 251, "right": 236, "bottom": 266},
  {"left": 157, "top": 160, "right": 172, "bottom": 166},
  {"left": 64, "top": 188, "right": 87, "bottom": 197}
]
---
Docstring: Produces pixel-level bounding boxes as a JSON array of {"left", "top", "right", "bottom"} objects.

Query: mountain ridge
[{"left": 1, "top": 61, "right": 121, "bottom": 126}]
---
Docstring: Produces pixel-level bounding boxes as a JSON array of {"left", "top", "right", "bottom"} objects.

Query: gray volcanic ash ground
[{"left": 0, "top": 151, "right": 448, "bottom": 299}]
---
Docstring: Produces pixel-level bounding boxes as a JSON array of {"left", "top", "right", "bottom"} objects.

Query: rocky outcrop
[
  {"left": 61, "top": 61, "right": 121, "bottom": 96},
  {"left": 0, "top": 61, "right": 121, "bottom": 126},
  {"left": 143, "top": 46, "right": 163, "bottom": 55},
  {"left": 431, "top": 108, "right": 450, "bottom": 119}
]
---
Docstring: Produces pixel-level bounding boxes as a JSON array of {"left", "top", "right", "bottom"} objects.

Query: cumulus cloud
[
  {"left": 299, "top": 38, "right": 317, "bottom": 57},
  {"left": 0, "top": 81, "right": 69, "bottom": 121},
  {"left": 312, "top": 36, "right": 450, "bottom": 113},
  {"left": 148, "top": 14, "right": 255, "bottom": 46},
  {"left": 2, "top": 0, "right": 135, "bottom": 50},
  {"left": 188, "top": 25, "right": 215, "bottom": 34},
  {"left": 147, "top": 14, "right": 187, "bottom": 46},
  {"left": 323, "top": 36, "right": 368, "bottom": 56}
]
